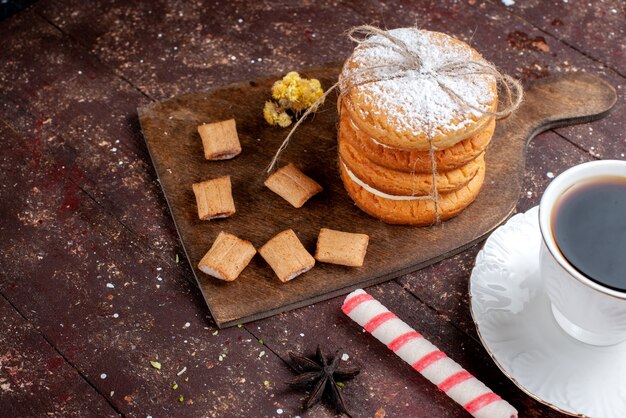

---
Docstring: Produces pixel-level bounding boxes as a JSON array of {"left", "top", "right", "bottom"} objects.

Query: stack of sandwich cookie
[{"left": 337, "top": 28, "right": 499, "bottom": 225}]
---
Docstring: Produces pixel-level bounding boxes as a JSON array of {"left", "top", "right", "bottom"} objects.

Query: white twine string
[{"left": 266, "top": 25, "right": 524, "bottom": 224}]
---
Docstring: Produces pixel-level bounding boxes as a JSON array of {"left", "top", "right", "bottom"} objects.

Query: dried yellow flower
[
  {"left": 263, "top": 101, "right": 279, "bottom": 124},
  {"left": 271, "top": 72, "right": 324, "bottom": 114},
  {"left": 264, "top": 72, "right": 324, "bottom": 127},
  {"left": 277, "top": 112, "right": 292, "bottom": 128},
  {"left": 263, "top": 101, "right": 292, "bottom": 127}
]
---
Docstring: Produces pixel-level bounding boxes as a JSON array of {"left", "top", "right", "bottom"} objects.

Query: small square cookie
[
  {"left": 315, "top": 228, "right": 369, "bottom": 267},
  {"left": 258, "top": 229, "right": 315, "bottom": 282},
  {"left": 264, "top": 163, "right": 322, "bottom": 208},
  {"left": 198, "top": 231, "right": 256, "bottom": 281},
  {"left": 198, "top": 119, "right": 242, "bottom": 160},
  {"left": 192, "top": 176, "right": 235, "bottom": 220}
]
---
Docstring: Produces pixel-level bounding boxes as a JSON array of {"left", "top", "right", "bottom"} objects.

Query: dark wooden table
[{"left": 1, "top": 1, "right": 623, "bottom": 416}]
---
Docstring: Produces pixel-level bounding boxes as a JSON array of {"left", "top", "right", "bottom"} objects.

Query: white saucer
[{"left": 470, "top": 206, "right": 626, "bottom": 417}]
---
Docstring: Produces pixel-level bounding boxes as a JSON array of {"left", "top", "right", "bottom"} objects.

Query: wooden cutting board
[{"left": 138, "top": 66, "right": 616, "bottom": 328}]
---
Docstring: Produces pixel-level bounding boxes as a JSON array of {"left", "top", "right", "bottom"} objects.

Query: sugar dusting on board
[{"left": 342, "top": 28, "right": 496, "bottom": 138}]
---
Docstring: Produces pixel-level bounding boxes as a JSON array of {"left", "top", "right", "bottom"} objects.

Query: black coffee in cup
[{"left": 551, "top": 176, "right": 626, "bottom": 292}]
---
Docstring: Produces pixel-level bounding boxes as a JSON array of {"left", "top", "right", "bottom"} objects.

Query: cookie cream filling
[{"left": 341, "top": 160, "right": 434, "bottom": 201}]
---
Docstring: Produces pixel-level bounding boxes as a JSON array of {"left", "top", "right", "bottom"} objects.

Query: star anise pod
[{"left": 287, "top": 345, "right": 360, "bottom": 417}]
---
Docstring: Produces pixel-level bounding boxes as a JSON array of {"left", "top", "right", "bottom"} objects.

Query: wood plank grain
[
  {"left": 0, "top": 295, "right": 118, "bottom": 417},
  {"left": 494, "top": 0, "right": 625, "bottom": 77},
  {"left": 0, "top": 1, "right": 622, "bottom": 416},
  {"left": 139, "top": 69, "right": 615, "bottom": 327},
  {"left": 35, "top": 0, "right": 362, "bottom": 100},
  {"left": 0, "top": 118, "right": 306, "bottom": 417},
  {"left": 0, "top": 10, "right": 180, "bottom": 260}
]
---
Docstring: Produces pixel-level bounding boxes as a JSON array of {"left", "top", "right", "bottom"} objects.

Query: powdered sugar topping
[{"left": 341, "top": 28, "right": 496, "bottom": 138}]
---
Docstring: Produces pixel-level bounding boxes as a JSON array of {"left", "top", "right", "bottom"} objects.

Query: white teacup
[{"left": 539, "top": 160, "right": 626, "bottom": 346}]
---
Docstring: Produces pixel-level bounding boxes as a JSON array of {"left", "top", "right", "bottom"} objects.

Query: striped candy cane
[{"left": 342, "top": 289, "right": 518, "bottom": 418}]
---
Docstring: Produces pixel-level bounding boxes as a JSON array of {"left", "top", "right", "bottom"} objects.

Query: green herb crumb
[
  {"left": 336, "top": 382, "right": 345, "bottom": 388},
  {"left": 171, "top": 384, "right": 178, "bottom": 390},
  {"left": 263, "top": 380, "right": 270, "bottom": 387},
  {"left": 150, "top": 361, "right": 162, "bottom": 370},
  {"left": 178, "top": 395, "right": 184, "bottom": 403},
  {"left": 258, "top": 339, "right": 264, "bottom": 345}
]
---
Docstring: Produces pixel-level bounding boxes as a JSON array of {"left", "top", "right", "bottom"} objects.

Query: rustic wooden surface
[
  {"left": 139, "top": 70, "right": 615, "bottom": 328},
  {"left": 0, "top": 0, "right": 623, "bottom": 416}
]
